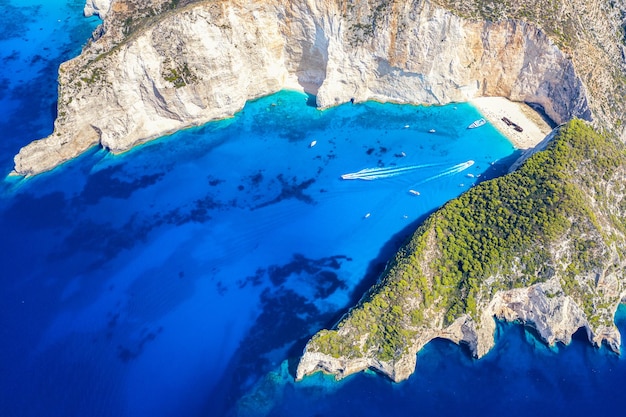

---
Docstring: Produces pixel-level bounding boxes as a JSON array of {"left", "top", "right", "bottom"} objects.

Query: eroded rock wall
[
  {"left": 296, "top": 277, "right": 624, "bottom": 382},
  {"left": 13, "top": 0, "right": 591, "bottom": 176},
  {"left": 84, "top": 0, "right": 112, "bottom": 18}
]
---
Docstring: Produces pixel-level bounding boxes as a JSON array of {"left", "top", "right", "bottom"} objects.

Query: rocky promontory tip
[{"left": 298, "top": 277, "right": 623, "bottom": 382}]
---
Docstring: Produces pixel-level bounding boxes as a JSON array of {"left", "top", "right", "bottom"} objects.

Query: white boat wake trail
[
  {"left": 410, "top": 160, "right": 474, "bottom": 186},
  {"left": 341, "top": 163, "right": 443, "bottom": 180}
]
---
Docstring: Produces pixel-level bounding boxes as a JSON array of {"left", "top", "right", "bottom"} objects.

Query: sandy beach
[{"left": 470, "top": 97, "right": 554, "bottom": 150}]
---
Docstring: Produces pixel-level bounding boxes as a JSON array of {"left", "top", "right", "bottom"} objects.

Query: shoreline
[{"left": 470, "top": 97, "right": 554, "bottom": 150}]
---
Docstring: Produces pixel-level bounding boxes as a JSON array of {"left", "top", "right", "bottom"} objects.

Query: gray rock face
[
  {"left": 84, "top": 0, "right": 112, "bottom": 18},
  {"left": 13, "top": 0, "right": 594, "bottom": 176}
]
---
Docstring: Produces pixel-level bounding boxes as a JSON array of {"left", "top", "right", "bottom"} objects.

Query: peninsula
[{"left": 11, "top": 0, "right": 626, "bottom": 383}]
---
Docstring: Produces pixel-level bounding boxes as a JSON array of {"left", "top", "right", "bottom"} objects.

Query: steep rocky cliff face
[
  {"left": 13, "top": 0, "right": 624, "bottom": 176},
  {"left": 433, "top": 0, "right": 626, "bottom": 137}
]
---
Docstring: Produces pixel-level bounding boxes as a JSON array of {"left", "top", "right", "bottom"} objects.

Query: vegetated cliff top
[{"left": 299, "top": 119, "right": 626, "bottom": 381}]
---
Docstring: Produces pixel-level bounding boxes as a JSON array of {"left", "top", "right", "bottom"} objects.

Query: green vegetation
[
  {"left": 427, "top": 119, "right": 622, "bottom": 323},
  {"left": 120, "top": 0, "right": 186, "bottom": 37},
  {"left": 309, "top": 119, "right": 626, "bottom": 362},
  {"left": 162, "top": 62, "right": 197, "bottom": 88},
  {"left": 80, "top": 67, "right": 104, "bottom": 86},
  {"left": 432, "top": 0, "right": 577, "bottom": 46},
  {"left": 123, "top": 17, "right": 134, "bottom": 36},
  {"left": 345, "top": 0, "right": 393, "bottom": 46}
]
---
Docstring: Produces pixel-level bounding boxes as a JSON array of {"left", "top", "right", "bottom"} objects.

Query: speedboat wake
[
  {"left": 341, "top": 163, "right": 441, "bottom": 181},
  {"left": 410, "top": 160, "right": 475, "bottom": 186}
]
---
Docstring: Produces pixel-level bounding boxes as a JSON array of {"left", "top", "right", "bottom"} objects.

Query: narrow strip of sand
[{"left": 470, "top": 97, "right": 554, "bottom": 150}]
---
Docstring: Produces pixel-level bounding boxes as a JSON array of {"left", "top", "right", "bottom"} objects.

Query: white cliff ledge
[
  {"left": 296, "top": 278, "right": 624, "bottom": 382},
  {"left": 84, "top": 0, "right": 112, "bottom": 18},
  {"left": 12, "top": 0, "right": 593, "bottom": 177}
]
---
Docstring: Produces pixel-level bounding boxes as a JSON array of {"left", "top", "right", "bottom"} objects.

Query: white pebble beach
[{"left": 470, "top": 97, "right": 554, "bottom": 150}]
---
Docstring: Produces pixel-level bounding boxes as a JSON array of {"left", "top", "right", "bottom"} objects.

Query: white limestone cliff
[
  {"left": 12, "top": 0, "right": 595, "bottom": 176},
  {"left": 84, "top": 0, "right": 112, "bottom": 18},
  {"left": 296, "top": 277, "right": 626, "bottom": 382}
]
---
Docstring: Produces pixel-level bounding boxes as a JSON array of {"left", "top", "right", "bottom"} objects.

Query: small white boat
[
  {"left": 409, "top": 190, "right": 420, "bottom": 196},
  {"left": 467, "top": 118, "right": 486, "bottom": 129},
  {"left": 428, "top": 129, "right": 436, "bottom": 133},
  {"left": 309, "top": 140, "right": 317, "bottom": 148},
  {"left": 404, "top": 124, "right": 410, "bottom": 129},
  {"left": 364, "top": 212, "right": 371, "bottom": 219}
]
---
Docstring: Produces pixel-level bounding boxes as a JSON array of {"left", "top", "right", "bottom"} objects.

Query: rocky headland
[{"left": 11, "top": 0, "right": 626, "bottom": 384}]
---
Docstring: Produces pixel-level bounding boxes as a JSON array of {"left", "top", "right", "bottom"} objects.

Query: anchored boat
[{"left": 467, "top": 118, "right": 486, "bottom": 129}]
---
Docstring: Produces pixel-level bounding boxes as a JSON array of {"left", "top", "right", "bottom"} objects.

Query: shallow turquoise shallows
[{"left": 1, "top": 2, "right": 625, "bottom": 417}]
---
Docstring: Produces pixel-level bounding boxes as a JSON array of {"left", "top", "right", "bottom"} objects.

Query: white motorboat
[{"left": 467, "top": 118, "right": 486, "bottom": 129}]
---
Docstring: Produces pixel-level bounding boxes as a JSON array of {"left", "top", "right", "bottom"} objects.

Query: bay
[{"left": 0, "top": 2, "right": 623, "bottom": 417}]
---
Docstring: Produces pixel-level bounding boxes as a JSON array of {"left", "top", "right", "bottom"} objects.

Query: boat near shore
[
  {"left": 467, "top": 118, "right": 486, "bottom": 129},
  {"left": 501, "top": 116, "right": 524, "bottom": 132}
]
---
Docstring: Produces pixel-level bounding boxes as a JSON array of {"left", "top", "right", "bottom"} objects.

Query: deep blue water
[{"left": 1, "top": 2, "right": 625, "bottom": 416}]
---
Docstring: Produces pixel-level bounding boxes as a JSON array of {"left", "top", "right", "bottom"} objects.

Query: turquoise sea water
[{"left": 1, "top": 2, "right": 625, "bottom": 416}]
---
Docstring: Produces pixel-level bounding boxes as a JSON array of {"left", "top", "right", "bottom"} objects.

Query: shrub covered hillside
[{"left": 307, "top": 119, "right": 626, "bottom": 364}]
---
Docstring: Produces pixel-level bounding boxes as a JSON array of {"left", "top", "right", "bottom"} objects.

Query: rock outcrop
[
  {"left": 13, "top": 0, "right": 625, "bottom": 176},
  {"left": 84, "top": 0, "right": 112, "bottom": 18},
  {"left": 296, "top": 277, "right": 624, "bottom": 382}
]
